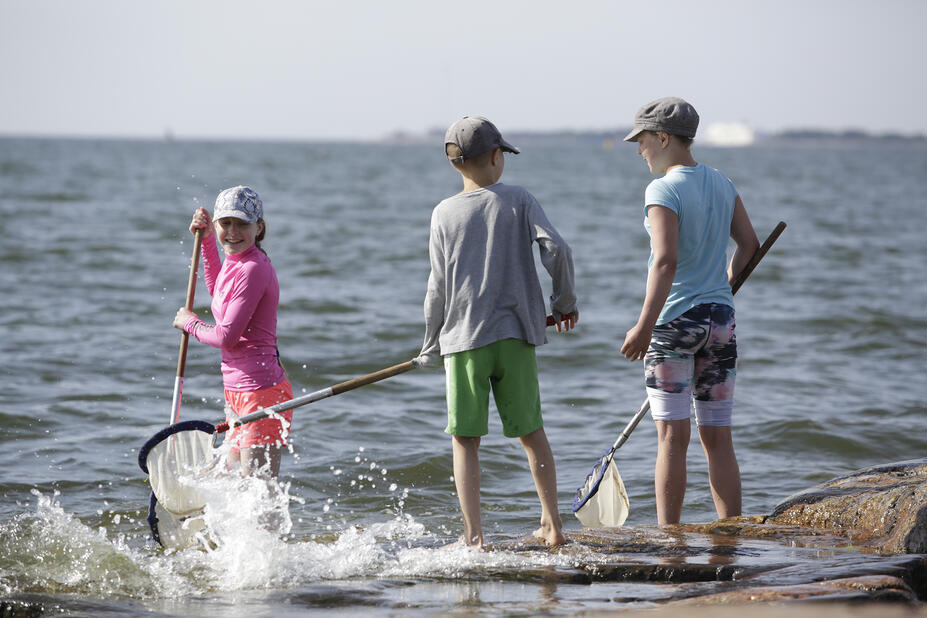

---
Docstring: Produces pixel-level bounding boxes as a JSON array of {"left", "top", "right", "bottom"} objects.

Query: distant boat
[{"left": 703, "top": 122, "right": 755, "bottom": 147}]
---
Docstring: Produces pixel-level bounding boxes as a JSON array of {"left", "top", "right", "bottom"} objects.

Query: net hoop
[
  {"left": 572, "top": 449, "right": 613, "bottom": 512},
  {"left": 138, "top": 420, "right": 216, "bottom": 474},
  {"left": 139, "top": 420, "right": 218, "bottom": 547}
]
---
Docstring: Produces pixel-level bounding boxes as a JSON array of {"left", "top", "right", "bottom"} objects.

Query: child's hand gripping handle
[{"left": 547, "top": 311, "right": 578, "bottom": 331}]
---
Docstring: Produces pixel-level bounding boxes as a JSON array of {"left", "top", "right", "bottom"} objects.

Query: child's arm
[
  {"left": 183, "top": 263, "right": 267, "bottom": 349},
  {"left": 415, "top": 221, "right": 445, "bottom": 369},
  {"left": 621, "top": 205, "right": 677, "bottom": 361},
  {"left": 172, "top": 210, "right": 220, "bottom": 331},
  {"left": 189, "top": 207, "right": 220, "bottom": 295},
  {"left": 200, "top": 233, "right": 221, "bottom": 296},
  {"left": 416, "top": 273, "right": 444, "bottom": 368},
  {"left": 727, "top": 196, "right": 759, "bottom": 284},
  {"left": 530, "top": 203, "right": 578, "bottom": 323}
]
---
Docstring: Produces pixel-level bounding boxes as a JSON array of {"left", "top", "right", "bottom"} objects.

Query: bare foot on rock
[
  {"left": 441, "top": 535, "right": 483, "bottom": 551},
  {"left": 532, "top": 525, "right": 566, "bottom": 547}
]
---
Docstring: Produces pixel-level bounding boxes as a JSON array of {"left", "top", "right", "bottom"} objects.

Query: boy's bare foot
[
  {"left": 441, "top": 535, "right": 484, "bottom": 550},
  {"left": 532, "top": 526, "right": 566, "bottom": 547}
]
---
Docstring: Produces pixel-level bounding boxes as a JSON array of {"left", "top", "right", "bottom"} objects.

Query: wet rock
[
  {"left": 547, "top": 525, "right": 927, "bottom": 605},
  {"left": 1, "top": 598, "right": 46, "bottom": 618},
  {"left": 612, "top": 603, "right": 927, "bottom": 618},
  {"left": 490, "top": 460, "right": 927, "bottom": 609},
  {"left": 767, "top": 458, "right": 927, "bottom": 554},
  {"left": 666, "top": 574, "right": 916, "bottom": 605}
]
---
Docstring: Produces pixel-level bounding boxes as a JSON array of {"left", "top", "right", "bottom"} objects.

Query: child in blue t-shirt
[{"left": 621, "top": 97, "right": 759, "bottom": 525}]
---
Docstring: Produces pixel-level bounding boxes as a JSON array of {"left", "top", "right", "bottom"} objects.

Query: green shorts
[{"left": 444, "top": 338, "right": 543, "bottom": 438}]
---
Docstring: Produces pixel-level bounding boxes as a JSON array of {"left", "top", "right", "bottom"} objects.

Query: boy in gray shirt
[{"left": 414, "top": 116, "right": 578, "bottom": 547}]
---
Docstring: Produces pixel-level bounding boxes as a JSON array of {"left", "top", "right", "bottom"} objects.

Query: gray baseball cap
[
  {"left": 623, "top": 97, "right": 700, "bottom": 142},
  {"left": 445, "top": 116, "right": 520, "bottom": 163},
  {"left": 213, "top": 185, "right": 263, "bottom": 223}
]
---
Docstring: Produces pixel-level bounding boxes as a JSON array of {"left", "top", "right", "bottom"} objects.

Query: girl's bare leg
[
  {"left": 240, "top": 445, "right": 282, "bottom": 478},
  {"left": 697, "top": 425, "right": 741, "bottom": 519},
  {"left": 654, "top": 419, "right": 690, "bottom": 525}
]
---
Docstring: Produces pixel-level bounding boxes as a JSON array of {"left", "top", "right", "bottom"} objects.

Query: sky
[{"left": 2, "top": 0, "right": 925, "bottom": 141}]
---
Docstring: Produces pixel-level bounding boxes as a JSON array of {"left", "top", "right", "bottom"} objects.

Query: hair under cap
[
  {"left": 444, "top": 116, "right": 520, "bottom": 163},
  {"left": 623, "top": 97, "right": 699, "bottom": 142},
  {"left": 213, "top": 186, "right": 263, "bottom": 223}
]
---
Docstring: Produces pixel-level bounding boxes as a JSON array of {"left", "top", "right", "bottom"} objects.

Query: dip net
[
  {"left": 138, "top": 420, "right": 217, "bottom": 548},
  {"left": 572, "top": 452, "right": 630, "bottom": 528}
]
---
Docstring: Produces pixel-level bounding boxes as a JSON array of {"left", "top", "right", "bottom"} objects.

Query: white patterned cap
[{"left": 213, "top": 186, "right": 263, "bottom": 223}]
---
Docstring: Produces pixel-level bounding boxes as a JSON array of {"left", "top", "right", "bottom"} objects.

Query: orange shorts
[{"left": 224, "top": 379, "right": 294, "bottom": 452}]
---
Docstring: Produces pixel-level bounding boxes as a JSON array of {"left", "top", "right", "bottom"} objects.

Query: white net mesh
[
  {"left": 151, "top": 499, "right": 210, "bottom": 550},
  {"left": 145, "top": 429, "right": 215, "bottom": 517},
  {"left": 574, "top": 458, "right": 630, "bottom": 527}
]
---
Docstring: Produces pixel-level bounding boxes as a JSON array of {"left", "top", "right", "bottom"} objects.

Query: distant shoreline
[
  {"left": 505, "top": 128, "right": 927, "bottom": 146},
  {"left": 2, "top": 128, "right": 925, "bottom": 148}
]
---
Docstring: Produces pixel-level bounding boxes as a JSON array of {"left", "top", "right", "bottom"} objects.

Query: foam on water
[
  {"left": 0, "top": 490, "right": 190, "bottom": 598},
  {"left": 0, "top": 476, "right": 583, "bottom": 601}
]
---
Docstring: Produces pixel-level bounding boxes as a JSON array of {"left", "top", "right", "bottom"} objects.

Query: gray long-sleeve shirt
[{"left": 417, "top": 183, "right": 577, "bottom": 367}]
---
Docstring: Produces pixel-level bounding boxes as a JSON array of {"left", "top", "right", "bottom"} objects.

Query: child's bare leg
[
  {"left": 240, "top": 445, "right": 282, "bottom": 478},
  {"left": 225, "top": 449, "right": 241, "bottom": 470},
  {"left": 654, "top": 419, "right": 690, "bottom": 525},
  {"left": 518, "top": 427, "right": 565, "bottom": 546},
  {"left": 452, "top": 435, "right": 483, "bottom": 547},
  {"left": 697, "top": 425, "right": 741, "bottom": 519}
]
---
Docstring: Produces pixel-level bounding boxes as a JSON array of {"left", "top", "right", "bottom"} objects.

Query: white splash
[{"left": 1, "top": 475, "right": 588, "bottom": 601}]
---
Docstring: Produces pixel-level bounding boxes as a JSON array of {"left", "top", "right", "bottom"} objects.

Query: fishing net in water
[
  {"left": 572, "top": 453, "right": 630, "bottom": 528},
  {"left": 138, "top": 420, "right": 218, "bottom": 548}
]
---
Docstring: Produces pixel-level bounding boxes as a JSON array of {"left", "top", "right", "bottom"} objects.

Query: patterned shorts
[{"left": 644, "top": 303, "right": 737, "bottom": 426}]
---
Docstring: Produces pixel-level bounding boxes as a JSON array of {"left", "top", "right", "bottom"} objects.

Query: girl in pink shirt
[{"left": 173, "top": 186, "right": 293, "bottom": 478}]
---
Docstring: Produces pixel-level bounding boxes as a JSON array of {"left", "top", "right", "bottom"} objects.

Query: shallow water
[{"left": 1, "top": 136, "right": 926, "bottom": 615}]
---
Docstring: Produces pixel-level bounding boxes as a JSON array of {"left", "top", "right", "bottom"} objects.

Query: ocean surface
[{"left": 1, "top": 135, "right": 925, "bottom": 616}]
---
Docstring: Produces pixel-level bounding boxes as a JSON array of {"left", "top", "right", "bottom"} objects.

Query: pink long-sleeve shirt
[{"left": 183, "top": 241, "right": 286, "bottom": 392}]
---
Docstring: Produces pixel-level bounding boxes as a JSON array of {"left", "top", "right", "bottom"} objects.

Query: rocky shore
[{"left": 497, "top": 458, "right": 927, "bottom": 611}]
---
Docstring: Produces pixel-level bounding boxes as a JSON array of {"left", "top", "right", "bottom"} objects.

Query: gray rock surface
[
  {"left": 491, "top": 459, "right": 927, "bottom": 607},
  {"left": 768, "top": 458, "right": 927, "bottom": 554}
]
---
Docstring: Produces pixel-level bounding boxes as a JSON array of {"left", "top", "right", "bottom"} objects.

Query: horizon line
[{"left": 1, "top": 125, "right": 925, "bottom": 144}]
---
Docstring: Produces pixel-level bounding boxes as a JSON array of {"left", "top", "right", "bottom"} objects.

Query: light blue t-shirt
[{"left": 643, "top": 163, "right": 738, "bottom": 325}]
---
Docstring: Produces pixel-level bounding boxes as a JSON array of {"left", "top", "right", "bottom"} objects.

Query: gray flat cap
[{"left": 623, "top": 97, "right": 699, "bottom": 142}]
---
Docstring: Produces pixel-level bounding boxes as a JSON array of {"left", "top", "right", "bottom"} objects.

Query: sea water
[{"left": 1, "top": 136, "right": 926, "bottom": 615}]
